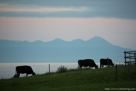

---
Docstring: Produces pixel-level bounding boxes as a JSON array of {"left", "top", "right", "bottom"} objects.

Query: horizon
[{"left": 0, "top": 0, "right": 136, "bottom": 50}]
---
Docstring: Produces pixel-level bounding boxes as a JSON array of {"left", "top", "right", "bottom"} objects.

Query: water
[{"left": 0, "top": 63, "right": 79, "bottom": 79}]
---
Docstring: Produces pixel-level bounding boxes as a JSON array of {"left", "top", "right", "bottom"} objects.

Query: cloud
[
  {"left": 0, "top": 7, "right": 86, "bottom": 12},
  {"left": 0, "top": 0, "right": 136, "bottom": 19},
  {"left": 0, "top": 4, "right": 5, "bottom": 7},
  {"left": 0, "top": 9, "right": 135, "bottom": 19}
]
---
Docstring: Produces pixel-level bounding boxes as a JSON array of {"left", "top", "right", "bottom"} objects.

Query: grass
[{"left": 0, "top": 65, "right": 136, "bottom": 91}]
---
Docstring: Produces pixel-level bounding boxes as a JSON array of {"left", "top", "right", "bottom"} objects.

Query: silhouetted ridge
[
  {"left": 0, "top": 36, "right": 132, "bottom": 63},
  {"left": 86, "top": 36, "right": 111, "bottom": 46},
  {"left": 87, "top": 36, "right": 109, "bottom": 43}
]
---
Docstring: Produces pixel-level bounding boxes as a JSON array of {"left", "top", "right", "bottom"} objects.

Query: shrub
[{"left": 56, "top": 66, "right": 68, "bottom": 73}]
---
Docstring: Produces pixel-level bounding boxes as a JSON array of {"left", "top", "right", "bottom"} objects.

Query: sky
[{"left": 0, "top": 0, "right": 136, "bottom": 50}]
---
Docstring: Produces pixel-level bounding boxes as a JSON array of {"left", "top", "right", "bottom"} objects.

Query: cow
[
  {"left": 14, "top": 65, "right": 36, "bottom": 78},
  {"left": 78, "top": 59, "right": 98, "bottom": 69},
  {"left": 100, "top": 58, "right": 114, "bottom": 68}
]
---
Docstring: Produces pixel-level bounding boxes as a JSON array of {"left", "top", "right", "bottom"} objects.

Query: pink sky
[{"left": 0, "top": 17, "right": 136, "bottom": 49}]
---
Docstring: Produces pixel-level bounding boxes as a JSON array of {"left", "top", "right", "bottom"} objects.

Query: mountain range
[{"left": 0, "top": 36, "right": 132, "bottom": 63}]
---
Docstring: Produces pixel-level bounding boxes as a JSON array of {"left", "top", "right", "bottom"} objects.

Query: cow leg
[
  {"left": 80, "top": 66, "right": 82, "bottom": 69},
  {"left": 26, "top": 74, "right": 28, "bottom": 77},
  {"left": 17, "top": 73, "right": 20, "bottom": 78},
  {"left": 78, "top": 65, "right": 81, "bottom": 69}
]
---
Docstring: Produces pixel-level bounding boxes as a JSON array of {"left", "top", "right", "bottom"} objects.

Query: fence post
[
  {"left": 115, "top": 64, "right": 117, "bottom": 82},
  {"left": 129, "top": 53, "right": 131, "bottom": 69},
  {"left": 115, "top": 64, "right": 117, "bottom": 81},
  {"left": 124, "top": 51, "right": 127, "bottom": 70},
  {"left": 128, "top": 63, "right": 130, "bottom": 81},
  {"left": 134, "top": 53, "right": 136, "bottom": 68},
  {"left": 49, "top": 64, "right": 50, "bottom": 73}
]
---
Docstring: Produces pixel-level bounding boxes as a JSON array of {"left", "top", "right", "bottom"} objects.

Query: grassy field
[{"left": 0, "top": 65, "right": 136, "bottom": 91}]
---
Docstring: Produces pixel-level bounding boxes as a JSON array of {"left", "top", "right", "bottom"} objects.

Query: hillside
[
  {"left": 0, "top": 65, "right": 136, "bottom": 91},
  {"left": 0, "top": 36, "right": 132, "bottom": 63}
]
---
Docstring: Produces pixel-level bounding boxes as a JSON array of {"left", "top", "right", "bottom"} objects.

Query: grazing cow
[
  {"left": 14, "top": 65, "right": 36, "bottom": 78},
  {"left": 100, "top": 58, "right": 114, "bottom": 68},
  {"left": 78, "top": 59, "right": 98, "bottom": 69}
]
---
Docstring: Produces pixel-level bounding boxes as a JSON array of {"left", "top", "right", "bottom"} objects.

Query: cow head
[
  {"left": 32, "top": 72, "right": 36, "bottom": 76},
  {"left": 95, "top": 65, "right": 98, "bottom": 69},
  {"left": 112, "top": 63, "right": 114, "bottom": 67}
]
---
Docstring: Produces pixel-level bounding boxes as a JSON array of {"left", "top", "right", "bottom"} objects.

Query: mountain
[{"left": 0, "top": 36, "right": 132, "bottom": 63}]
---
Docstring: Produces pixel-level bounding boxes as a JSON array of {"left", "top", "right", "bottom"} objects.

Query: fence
[
  {"left": 124, "top": 51, "right": 136, "bottom": 81},
  {"left": 124, "top": 51, "right": 136, "bottom": 67}
]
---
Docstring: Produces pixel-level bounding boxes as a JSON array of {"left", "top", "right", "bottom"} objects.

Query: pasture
[{"left": 0, "top": 65, "right": 136, "bottom": 91}]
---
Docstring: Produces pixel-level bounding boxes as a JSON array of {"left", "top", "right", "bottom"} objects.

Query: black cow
[
  {"left": 100, "top": 58, "right": 114, "bottom": 68},
  {"left": 14, "top": 65, "right": 36, "bottom": 78},
  {"left": 78, "top": 59, "right": 98, "bottom": 69}
]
